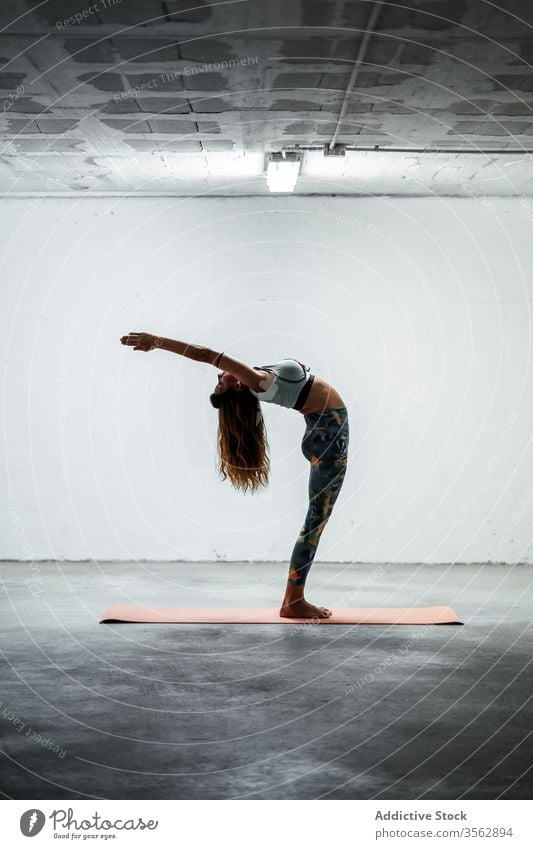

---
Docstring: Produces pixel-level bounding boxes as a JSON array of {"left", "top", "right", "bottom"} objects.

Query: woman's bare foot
[{"left": 279, "top": 587, "right": 332, "bottom": 619}]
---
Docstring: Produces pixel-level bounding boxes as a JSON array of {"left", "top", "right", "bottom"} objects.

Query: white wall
[{"left": 1, "top": 196, "right": 532, "bottom": 564}]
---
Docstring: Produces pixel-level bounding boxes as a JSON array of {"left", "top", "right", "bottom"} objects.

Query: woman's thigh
[{"left": 302, "top": 414, "right": 349, "bottom": 468}]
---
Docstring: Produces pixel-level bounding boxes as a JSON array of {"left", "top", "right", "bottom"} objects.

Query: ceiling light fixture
[{"left": 266, "top": 152, "right": 301, "bottom": 193}]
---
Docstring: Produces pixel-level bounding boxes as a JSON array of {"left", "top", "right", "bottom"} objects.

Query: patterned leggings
[{"left": 287, "top": 406, "right": 349, "bottom": 587}]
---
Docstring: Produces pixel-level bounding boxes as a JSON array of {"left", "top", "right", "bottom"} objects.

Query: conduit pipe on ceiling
[{"left": 329, "top": 0, "right": 385, "bottom": 150}]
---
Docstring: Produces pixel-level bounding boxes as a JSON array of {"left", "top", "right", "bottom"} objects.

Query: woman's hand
[{"left": 120, "top": 332, "right": 162, "bottom": 352}]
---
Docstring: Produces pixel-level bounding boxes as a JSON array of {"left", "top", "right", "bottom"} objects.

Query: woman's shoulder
[
  {"left": 251, "top": 359, "right": 308, "bottom": 388},
  {"left": 251, "top": 367, "right": 276, "bottom": 393}
]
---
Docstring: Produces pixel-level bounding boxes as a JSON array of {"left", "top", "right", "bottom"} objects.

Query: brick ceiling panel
[{"left": 0, "top": 0, "right": 532, "bottom": 194}]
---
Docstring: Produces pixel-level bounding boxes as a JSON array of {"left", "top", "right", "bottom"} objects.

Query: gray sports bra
[{"left": 249, "top": 358, "right": 315, "bottom": 409}]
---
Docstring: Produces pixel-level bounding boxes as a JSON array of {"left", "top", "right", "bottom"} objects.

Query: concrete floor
[{"left": 0, "top": 561, "right": 531, "bottom": 800}]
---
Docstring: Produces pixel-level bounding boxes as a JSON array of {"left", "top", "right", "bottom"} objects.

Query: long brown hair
[{"left": 209, "top": 385, "right": 270, "bottom": 493}]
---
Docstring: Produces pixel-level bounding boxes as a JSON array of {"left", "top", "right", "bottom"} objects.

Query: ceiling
[{"left": 1, "top": 0, "right": 533, "bottom": 196}]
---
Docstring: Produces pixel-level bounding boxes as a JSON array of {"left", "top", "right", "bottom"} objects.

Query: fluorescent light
[{"left": 266, "top": 155, "right": 301, "bottom": 192}]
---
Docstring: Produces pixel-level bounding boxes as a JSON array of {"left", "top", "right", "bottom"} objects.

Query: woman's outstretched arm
[
  {"left": 120, "top": 332, "right": 267, "bottom": 390},
  {"left": 120, "top": 332, "right": 220, "bottom": 364}
]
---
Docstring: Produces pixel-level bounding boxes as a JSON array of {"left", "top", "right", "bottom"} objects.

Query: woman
[{"left": 120, "top": 331, "right": 349, "bottom": 620}]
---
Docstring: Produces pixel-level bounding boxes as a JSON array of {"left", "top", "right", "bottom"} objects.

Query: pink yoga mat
[{"left": 99, "top": 605, "right": 463, "bottom": 625}]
